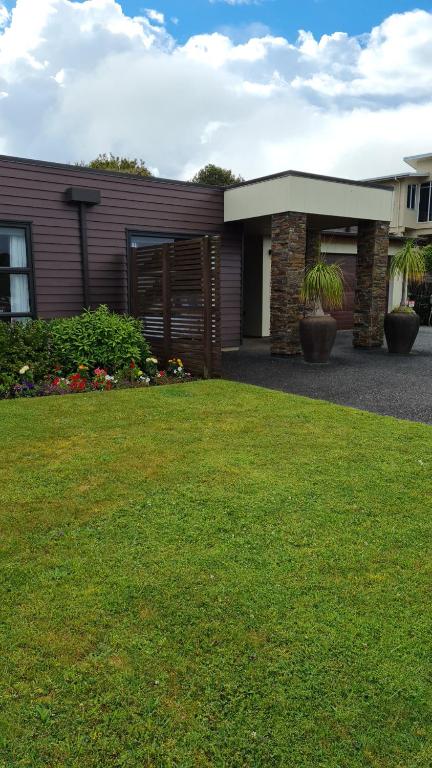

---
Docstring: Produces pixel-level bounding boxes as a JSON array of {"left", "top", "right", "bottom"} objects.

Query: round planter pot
[
  {"left": 384, "top": 311, "right": 420, "bottom": 355},
  {"left": 299, "top": 315, "right": 337, "bottom": 364}
]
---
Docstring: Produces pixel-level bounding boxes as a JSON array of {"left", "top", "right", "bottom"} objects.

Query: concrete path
[{"left": 223, "top": 328, "right": 432, "bottom": 424}]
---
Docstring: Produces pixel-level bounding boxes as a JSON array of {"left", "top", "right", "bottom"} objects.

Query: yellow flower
[
  {"left": 78, "top": 364, "right": 88, "bottom": 370},
  {"left": 19, "top": 365, "right": 29, "bottom": 375}
]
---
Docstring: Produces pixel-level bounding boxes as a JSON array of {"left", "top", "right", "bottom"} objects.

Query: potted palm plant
[
  {"left": 384, "top": 240, "right": 426, "bottom": 354},
  {"left": 299, "top": 259, "right": 344, "bottom": 363}
]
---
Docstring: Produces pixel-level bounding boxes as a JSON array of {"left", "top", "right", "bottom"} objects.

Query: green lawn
[{"left": 1, "top": 381, "right": 431, "bottom": 768}]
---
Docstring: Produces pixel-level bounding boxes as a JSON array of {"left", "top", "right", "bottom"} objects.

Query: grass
[{"left": 0, "top": 380, "right": 431, "bottom": 768}]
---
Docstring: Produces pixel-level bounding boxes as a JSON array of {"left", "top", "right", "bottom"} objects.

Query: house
[
  {"left": 366, "top": 153, "right": 432, "bottom": 239},
  {"left": 314, "top": 153, "right": 432, "bottom": 323},
  {"left": 0, "top": 154, "right": 394, "bottom": 360}
]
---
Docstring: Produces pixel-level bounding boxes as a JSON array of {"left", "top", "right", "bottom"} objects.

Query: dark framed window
[
  {"left": 129, "top": 234, "right": 175, "bottom": 249},
  {"left": 406, "top": 183, "right": 417, "bottom": 210},
  {"left": 0, "top": 223, "right": 35, "bottom": 322},
  {"left": 418, "top": 182, "right": 432, "bottom": 222}
]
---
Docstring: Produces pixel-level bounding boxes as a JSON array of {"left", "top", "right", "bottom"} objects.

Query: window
[
  {"left": 406, "top": 183, "right": 417, "bottom": 210},
  {"left": 418, "top": 182, "right": 432, "bottom": 222},
  {"left": 130, "top": 234, "right": 175, "bottom": 248},
  {"left": 0, "top": 225, "right": 34, "bottom": 322}
]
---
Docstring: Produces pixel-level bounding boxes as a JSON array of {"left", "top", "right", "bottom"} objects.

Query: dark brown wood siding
[{"left": 0, "top": 156, "right": 242, "bottom": 348}]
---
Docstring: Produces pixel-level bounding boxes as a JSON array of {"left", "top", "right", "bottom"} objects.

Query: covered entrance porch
[{"left": 224, "top": 170, "right": 394, "bottom": 354}]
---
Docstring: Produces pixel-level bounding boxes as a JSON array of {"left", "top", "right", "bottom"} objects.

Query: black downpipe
[
  {"left": 65, "top": 187, "right": 101, "bottom": 310},
  {"left": 78, "top": 202, "right": 90, "bottom": 309}
]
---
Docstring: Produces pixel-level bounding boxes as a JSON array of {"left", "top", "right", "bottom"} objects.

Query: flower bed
[
  {"left": 0, "top": 306, "right": 192, "bottom": 399},
  {"left": 7, "top": 357, "right": 191, "bottom": 399}
]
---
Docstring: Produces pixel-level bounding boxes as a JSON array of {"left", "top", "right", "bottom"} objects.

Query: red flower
[
  {"left": 52, "top": 377, "right": 61, "bottom": 386},
  {"left": 130, "top": 360, "right": 136, "bottom": 369}
]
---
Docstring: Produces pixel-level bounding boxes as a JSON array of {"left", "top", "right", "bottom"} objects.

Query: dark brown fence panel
[{"left": 130, "top": 235, "right": 221, "bottom": 377}]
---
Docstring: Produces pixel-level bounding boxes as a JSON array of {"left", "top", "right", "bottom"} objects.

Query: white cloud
[
  {"left": 145, "top": 8, "right": 164, "bottom": 25},
  {"left": 181, "top": 32, "right": 288, "bottom": 68},
  {"left": 0, "top": 1, "right": 431, "bottom": 181}
]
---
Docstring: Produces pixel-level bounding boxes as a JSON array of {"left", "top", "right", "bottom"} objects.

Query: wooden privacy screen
[{"left": 129, "top": 236, "right": 221, "bottom": 378}]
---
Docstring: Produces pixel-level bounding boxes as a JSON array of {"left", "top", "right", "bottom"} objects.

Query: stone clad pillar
[
  {"left": 270, "top": 211, "right": 307, "bottom": 355},
  {"left": 353, "top": 220, "right": 389, "bottom": 348},
  {"left": 305, "top": 229, "right": 321, "bottom": 271}
]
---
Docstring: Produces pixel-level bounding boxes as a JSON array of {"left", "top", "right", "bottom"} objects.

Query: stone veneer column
[
  {"left": 305, "top": 229, "right": 321, "bottom": 271},
  {"left": 270, "top": 211, "right": 307, "bottom": 355},
  {"left": 353, "top": 220, "right": 389, "bottom": 348}
]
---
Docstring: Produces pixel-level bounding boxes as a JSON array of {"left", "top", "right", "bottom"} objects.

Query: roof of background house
[
  {"left": 404, "top": 152, "right": 432, "bottom": 169},
  {"left": 364, "top": 172, "right": 427, "bottom": 183},
  {"left": 363, "top": 152, "right": 432, "bottom": 183},
  {"left": 323, "top": 225, "right": 402, "bottom": 240}
]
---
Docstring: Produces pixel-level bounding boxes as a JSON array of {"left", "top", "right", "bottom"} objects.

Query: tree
[
  {"left": 389, "top": 240, "right": 426, "bottom": 307},
  {"left": 78, "top": 153, "right": 151, "bottom": 177},
  {"left": 191, "top": 164, "right": 243, "bottom": 186}
]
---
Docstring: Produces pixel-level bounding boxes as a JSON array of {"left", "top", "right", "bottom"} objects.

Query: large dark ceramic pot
[
  {"left": 384, "top": 311, "right": 420, "bottom": 354},
  {"left": 299, "top": 315, "right": 337, "bottom": 363}
]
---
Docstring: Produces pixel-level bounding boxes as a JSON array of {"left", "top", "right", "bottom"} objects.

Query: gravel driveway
[{"left": 223, "top": 327, "right": 432, "bottom": 424}]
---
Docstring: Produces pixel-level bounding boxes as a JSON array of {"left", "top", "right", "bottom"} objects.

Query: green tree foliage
[
  {"left": 422, "top": 243, "right": 432, "bottom": 273},
  {"left": 78, "top": 153, "right": 151, "bottom": 177},
  {"left": 191, "top": 164, "right": 244, "bottom": 186}
]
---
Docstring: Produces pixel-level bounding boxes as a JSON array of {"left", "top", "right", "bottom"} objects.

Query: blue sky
[
  {"left": 120, "top": 0, "right": 432, "bottom": 42},
  {"left": 1, "top": 0, "right": 432, "bottom": 179}
]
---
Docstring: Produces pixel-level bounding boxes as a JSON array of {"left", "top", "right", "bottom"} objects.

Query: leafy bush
[
  {"left": 0, "top": 320, "right": 51, "bottom": 396},
  {"left": 0, "top": 306, "right": 153, "bottom": 398},
  {"left": 49, "top": 305, "right": 151, "bottom": 373},
  {"left": 390, "top": 306, "right": 416, "bottom": 314}
]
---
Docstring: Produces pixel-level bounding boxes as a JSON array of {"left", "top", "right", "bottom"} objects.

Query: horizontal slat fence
[{"left": 130, "top": 235, "right": 221, "bottom": 377}]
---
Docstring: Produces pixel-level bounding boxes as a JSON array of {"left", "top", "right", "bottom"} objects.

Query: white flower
[
  {"left": 178, "top": 366, "right": 183, "bottom": 372},
  {"left": 19, "top": 365, "right": 29, "bottom": 374}
]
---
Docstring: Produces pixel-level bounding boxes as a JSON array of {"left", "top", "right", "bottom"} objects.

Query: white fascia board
[{"left": 224, "top": 175, "right": 393, "bottom": 223}]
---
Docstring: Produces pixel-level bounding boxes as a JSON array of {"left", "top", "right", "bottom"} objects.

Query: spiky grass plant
[
  {"left": 389, "top": 240, "right": 426, "bottom": 310},
  {"left": 301, "top": 259, "right": 344, "bottom": 316}
]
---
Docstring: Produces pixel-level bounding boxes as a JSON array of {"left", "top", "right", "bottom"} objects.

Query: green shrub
[
  {"left": 0, "top": 319, "right": 51, "bottom": 395},
  {"left": 0, "top": 307, "right": 151, "bottom": 397},
  {"left": 49, "top": 305, "right": 151, "bottom": 373},
  {"left": 390, "top": 306, "right": 416, "bottom": 314}
]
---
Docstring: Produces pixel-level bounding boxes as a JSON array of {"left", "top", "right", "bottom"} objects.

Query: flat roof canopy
[{"left": 224, "top": 170, "right": 393, "bottom": 226}]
